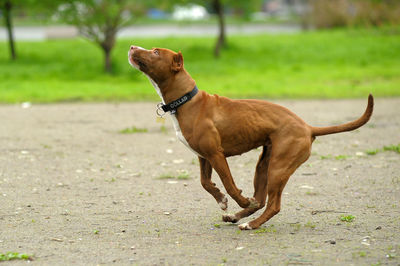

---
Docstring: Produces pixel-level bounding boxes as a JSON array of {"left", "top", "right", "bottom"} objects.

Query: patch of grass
[
  {"left": 214, "top": 223, "right": 221, "bottom": 228},
  {"left": 119, "top": 126, "right": 148, "bottom": 134},
  {"left": 254, "top": 225, "right": 276, "bottom": 233},
  {"left": 1, "top": 27, "right": 400, "bottom": 103},
  {"left": 383, "top": 144, "right": 400, "bottom": 153},
  {"left": 254, "top": 228, "right": 268, "bottom": 233},
  {"left": 158, "top": 170, "right": 191, "bottom": 180},
  {"left": 158, "top": 173, "right": 176, "bottom": 179},
  {"left": 191, "top": 158, "right": 199, "bottom": 165},
  {"left": 306, "top": 191, "right": 318, "bottom": 196},
  {"left": 304, "top": 221, "right": 316, "bottom": 229},
  {"left": 320, "top": 154, "right": 350, "bottom": 160},
  {"left": 177, "top": 171, "right": 190, "bottom": 180},
  {"left": 353, "top": 251, "right": 367, "bottom": 258},
  {"left": 105, "top": 177, "right": 116, "bottom": 182},
  {"left": 160, "top": 125, "right": 168, "bottom": 134},
  {"left": 340, "top": 214, "right": 355, "bottom": 222},
  {"left": 290, "top": 223, "right": 301, "bottom": 232},
  {"left": 365, "top": 144, "right": 400, "bottom": 156},
  {"left": 0, "top": 252, "right": 33, "bottom": 261},
  {"left": 366, "top": 149, "right": 379, "bottom": 155},
  {"left": 335, "top": 155, "right": 349, "bottom": 160}
]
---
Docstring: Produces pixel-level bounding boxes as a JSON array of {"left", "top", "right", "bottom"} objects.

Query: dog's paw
[
  {"left": 218, "top": 196, "right": 228, "bottom": 211},
  {"left": 248, "top": 197, "right": 260, "bottom": 209},
  {"left": 238, "top": 222, "right": 253, "bottom": 230},
  {"left": 222, "top": 213, "right": 238, "bottom": 223}
]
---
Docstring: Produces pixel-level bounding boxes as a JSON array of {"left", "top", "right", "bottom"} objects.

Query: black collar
[{"left": 159, "top": 85, "right": 198, "bottom": 115}]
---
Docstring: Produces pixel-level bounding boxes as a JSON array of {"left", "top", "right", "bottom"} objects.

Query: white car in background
[{"left": 172, "top": 4, "right": 209, "bottom": 21}]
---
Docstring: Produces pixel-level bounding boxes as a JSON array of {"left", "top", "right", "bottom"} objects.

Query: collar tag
[{"left": 156, "top": 102, "right": 166, "bottom": 118}]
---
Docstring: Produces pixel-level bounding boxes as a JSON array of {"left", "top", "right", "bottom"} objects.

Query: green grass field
[{"left": 0, "top": 27, "right": 399, "bottom": 103}]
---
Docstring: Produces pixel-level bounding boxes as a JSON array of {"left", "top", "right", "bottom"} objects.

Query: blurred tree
[
  {"left": 162, "top": 0, "right": 226, "bottom": 57},
  {"left": 229, "top": 0, "right": 261, "bottom": 20},
  {"left": 56, "top": 0, "right": 140, "bottom": 73},
  {"left": 211, "top": 0, "right": 262, "bottom": 57},
  {"left": 213, "top": 0, "right": 225, "bottom": 57},
  {"left": 1, "top": 0, "right": 16, "bottom": 60},
  {"left": 163, "top": 0, "right": 261, "bottom": 57},
  {"left": 0, "top": 0, "right": 63, "bottom": 60},
  {"left": 306, "top": 0, "right": 400, "bottom": 29},
  {"left": 212, "top": 0, "right": 262, "bottom": 57}
]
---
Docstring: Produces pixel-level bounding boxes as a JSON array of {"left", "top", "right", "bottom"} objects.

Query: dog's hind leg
[
  {"left": 238, "top": 136, "right": 311, "bottom": 230},
  {"left": 223, "top": 142, "right": 271, "bottom": 223},
  {"left": 199, "top": 157, "right": 228, "bottom": 210}
]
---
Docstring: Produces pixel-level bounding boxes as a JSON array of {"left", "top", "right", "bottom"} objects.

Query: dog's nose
[{"left": 130, "top": 45, "right": 137, "bottom": 50}]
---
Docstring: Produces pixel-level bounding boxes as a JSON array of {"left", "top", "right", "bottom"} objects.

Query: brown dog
[{"left": 128, "top": 45, "right": 373, "bottom": 230}]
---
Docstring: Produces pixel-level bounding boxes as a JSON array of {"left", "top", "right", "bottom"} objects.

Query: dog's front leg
[
  {"left": 207, "top": 153, "right": 259, "bottom": 209},
  {"left": 199, "top": 157, "right": 228, "bottom": 210},
  {"left": 223, "top": 144, "right": 271, "bottom": 223}
]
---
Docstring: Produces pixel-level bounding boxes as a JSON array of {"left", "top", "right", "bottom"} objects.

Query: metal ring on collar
[{"left": 156, "top": 103, "right": 166, "bottom": 117}]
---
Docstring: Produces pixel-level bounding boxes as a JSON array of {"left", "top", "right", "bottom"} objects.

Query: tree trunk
[
  {"left": 3, "top": 0, "right": 16, "bottom": 60},
  {"left": 213, "top": 0, "right": 226, "bottom": 58},
  {"left": 100, "top": 28, "right": 117, "bottom": 73},
  {"left": 101, "top": 42, "right": 113, "bottom": 74},
  {"left": 103, "top": 47, "right": 112, "bottom": 73}
]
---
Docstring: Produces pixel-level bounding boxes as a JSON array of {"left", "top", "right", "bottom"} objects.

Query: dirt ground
[{"left": 0, "top": 98, "right": 399, "bottom": 265}]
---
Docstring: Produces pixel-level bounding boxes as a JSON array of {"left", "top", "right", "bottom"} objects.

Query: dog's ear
[{"left": 172, "top": 51, "right": 183, "bottom": 72}]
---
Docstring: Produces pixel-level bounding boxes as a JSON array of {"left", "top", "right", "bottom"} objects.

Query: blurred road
[{"left": 0, "top": 24, "right": 300, "bottom": 41}]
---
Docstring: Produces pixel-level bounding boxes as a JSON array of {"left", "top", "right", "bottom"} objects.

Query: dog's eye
[{"left": 153, "top": 49, "right": 159, "bottom": 56}]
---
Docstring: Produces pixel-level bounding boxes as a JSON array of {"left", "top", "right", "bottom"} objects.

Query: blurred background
[{"left": 0, "top": 0, "right": 399, "bottom": 102}]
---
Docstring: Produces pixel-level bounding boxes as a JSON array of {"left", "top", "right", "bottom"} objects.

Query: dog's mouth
[
  {"left": 136, "top": 59, "right": 147, "bottom": 70},
  {"left": 128, "top": 51, "right": 138, "bottom": 67},
  {"left": 128, "top": 52, "right": 147, "bottom": 72}
]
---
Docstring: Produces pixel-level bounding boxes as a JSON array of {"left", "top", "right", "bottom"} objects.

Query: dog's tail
[{"left": 310, "top": 94, "right": 374, "bottom": 137}]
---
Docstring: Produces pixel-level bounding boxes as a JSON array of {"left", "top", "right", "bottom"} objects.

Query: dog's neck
[{"left": 151, "top": 69, "right": 196, "bottom": 104}]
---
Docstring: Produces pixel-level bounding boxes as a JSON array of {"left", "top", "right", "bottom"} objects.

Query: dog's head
[{"left": 128, "top": 45, "right": 184, "bottom": 84}]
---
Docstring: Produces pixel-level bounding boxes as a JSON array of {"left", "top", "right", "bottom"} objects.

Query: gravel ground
[{"left": 0, "top": 98, "right": 399, "bottom": 265}]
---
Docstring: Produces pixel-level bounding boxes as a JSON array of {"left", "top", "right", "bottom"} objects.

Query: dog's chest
[
  {"left": 170, "top": 115, "right": 201, "bottom": 157},
  {"left": 147, "top": 77, "right": 200, "bottom": 157}
]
